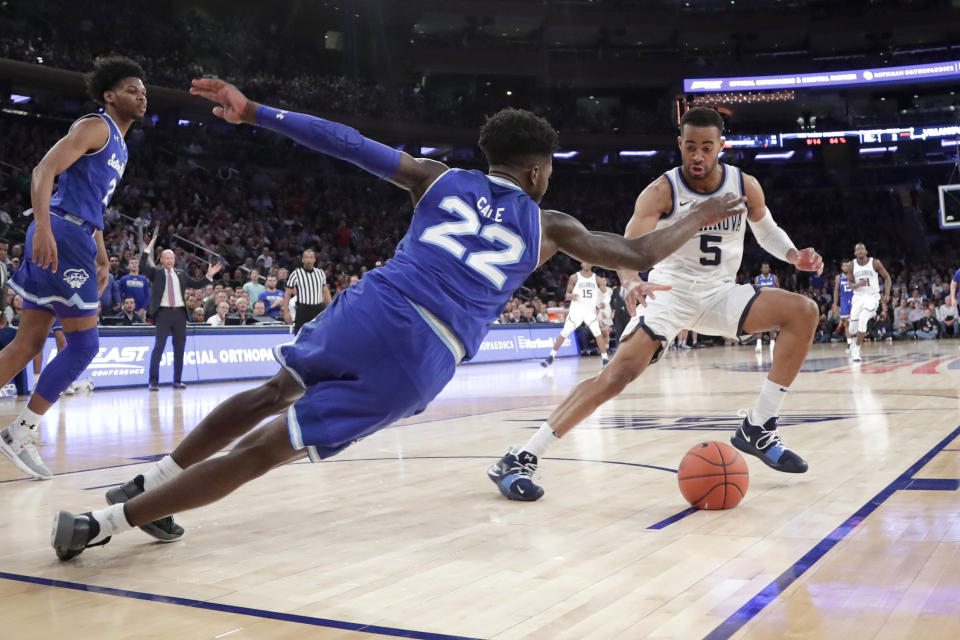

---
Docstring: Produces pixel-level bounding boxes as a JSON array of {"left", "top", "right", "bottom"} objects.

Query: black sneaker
[
  {"left": 541, "top": 355, "right": 554, "bottom": 368},
  {"left": 487, "top": 448, "right": 544, "bottom": 501},
  {"left": 731, "top": 412, "right": 808, "bottom": 473},
  {"left": 106, "top": 475, "right": 185, "bottom": 542},
  {"left": 601, "top": 357, "right": 610, "bottom": 370},
  {"left": 51, "top": 511, "right": 111, "bottom": 561}
]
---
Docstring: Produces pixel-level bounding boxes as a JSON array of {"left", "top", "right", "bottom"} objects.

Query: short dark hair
[
  {"left": 85, "top": 56, "right": 144, "bottom": 105},
  {"left": 680, "top": 107, "right": 724, "bottom": 136},
  {"left": 123, "top": 296, "right": 135, "bottom": 303},
  {"left": 478, "top": 108, "right": 560, "bottom": 166}
]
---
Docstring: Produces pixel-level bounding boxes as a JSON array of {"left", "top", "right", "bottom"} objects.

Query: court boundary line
[
  {"left": 702, "top": 424, "right": 960, "bottom": 640},
  {"left": 0, "top": 570, "right": 486, "bottom": 640}
]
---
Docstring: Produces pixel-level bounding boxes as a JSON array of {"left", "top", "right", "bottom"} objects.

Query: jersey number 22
[{"left": 420, "top": 196, "right": 525, "bottom": 289}]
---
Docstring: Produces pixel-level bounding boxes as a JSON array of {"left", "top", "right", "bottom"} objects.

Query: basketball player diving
[
  {"left": 51, "top": 81, "right": 746, "bottom": 559},
  {"left": 488, "top": 107, "right": 824, "bottom": 502}
]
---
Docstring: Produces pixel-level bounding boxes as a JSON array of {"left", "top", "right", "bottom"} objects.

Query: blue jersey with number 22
[{"left": 375, "top": 169, "right": 541, "bottom": 360}]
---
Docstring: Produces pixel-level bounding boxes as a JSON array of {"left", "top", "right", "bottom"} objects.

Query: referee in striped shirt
[{"left": 283, "top": 249, "right": 332, "bottom": 332}]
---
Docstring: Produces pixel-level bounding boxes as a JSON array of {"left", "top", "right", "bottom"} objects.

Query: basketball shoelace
[{"left": 737, "top": 409, "right": 784, "bottom": 452}]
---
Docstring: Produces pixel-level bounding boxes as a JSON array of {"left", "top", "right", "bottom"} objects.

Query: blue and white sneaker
[
  {"left": 731, "top": 411, "right": 808, "bottom": 473},
  {"left": 488, "top": 447, "right": 544, "bottom": 501},
  {"left": 541, "top": 355, "right": 554, "bottom": 368}
]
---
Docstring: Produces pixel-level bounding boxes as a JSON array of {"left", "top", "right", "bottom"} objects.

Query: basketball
[{"left": 678, "top": 441, "right": 749, "bottom": 510}]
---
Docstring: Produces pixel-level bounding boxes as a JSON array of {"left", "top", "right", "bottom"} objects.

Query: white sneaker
[
  {"left": 0, "top": 422, "right": 53, "bottom": 479},
  {"left": 755, "top": 340, "right": 763, "bottom": 352},
  {"left": 851, "top": 345, "right": 862, "bottom": 363},
  {"left": 63, "top": 381, "right": 78, "bottom": 396},
  {"left": 769, "top": 339, "right": 776, "bottom": 354}
]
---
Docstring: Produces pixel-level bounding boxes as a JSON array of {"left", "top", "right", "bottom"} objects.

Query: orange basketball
[{"left": 677, "top": 441, "right": 749, "bottom": 510}]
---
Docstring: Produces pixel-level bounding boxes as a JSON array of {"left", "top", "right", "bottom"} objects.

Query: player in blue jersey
[
  {"left": 51, "top": 78, "right": 745, "bottom": 559},
  {"left": 753, "top": 262, "right": 778, "bottom": 352},
  {"left": 0, "top": 57, "right": 146, "bottom": 481},
  {"left": 833, "top": 259, "right": 854, "bottom": 349}
]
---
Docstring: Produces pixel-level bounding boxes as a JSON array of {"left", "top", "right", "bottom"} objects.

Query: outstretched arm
[
  {"left": 189, "top": 78, "right": 447, "bottom": 204},
  {"left": 540, "top": 193, "right": 746, "bottom": 273},
  {"left": 743, "top": 173, "right": 823, "bottom": 274},
  {"left": 874, "top": 259, "right": 893, "bottom": 304}
]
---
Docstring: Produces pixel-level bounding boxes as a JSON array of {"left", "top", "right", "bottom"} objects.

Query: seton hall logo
[{"left": 62, "top": 268, "right": 90, "bottom": 289}]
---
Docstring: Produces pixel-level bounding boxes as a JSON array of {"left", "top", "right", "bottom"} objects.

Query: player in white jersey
[
  {"left": 849, "top": 242, "right": 891, "bottom": 362},
  {"left": 489, "top": 108, "right": 824, "bottom": 501},
  {"left": 542, "top": 263, "right": 609, "bottom": 367}
]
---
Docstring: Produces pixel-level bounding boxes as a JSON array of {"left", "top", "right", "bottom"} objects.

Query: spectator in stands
[
  {"left": 99, "top": 270, "right": 122, "bottom": 318},
  {"left": 242, "top": 268, "right": 265, "bottom": 302},
  {"left": 115, "top": 297, "right": 140, "bottom": 326},
  {"left": 257, "top": 275, "right": 284, "bottom": 319},
  {"left": 119, "top": 257, "right": 150, "bottom": 320},
  {"left": 910, "top": 308, "right": 940, "bottom": 340},
  {"left": 191, "top": 307, "right": 206, "bottom": 323},
  {"left": 229, "top": 297, "right": 256, "bottom": 325},
  {"left": 5, "top": 294, "right": 23, "bottom": 326},
  {"left": 206, "top": 301, "right": 230, "bottom": 326},
  {"left": 252, "top": 299, "right": 270, "bottom": 321},
  {"left": 204, "top": 291, "right": 228, "bottom": 319},
  {"left": 0, "top": 313, "right": 29, "bottom": 395}
]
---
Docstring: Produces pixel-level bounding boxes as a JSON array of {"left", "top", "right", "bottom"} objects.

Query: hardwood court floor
[{"left": 0, "top": 340, "right": 958, "bottom": 640}]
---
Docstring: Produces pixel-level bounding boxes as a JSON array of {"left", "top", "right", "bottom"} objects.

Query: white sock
[
  {"left": 141, "top": 455, "right": 184, "bottom": 492},
  {"left": 12, "top": 406, "right": 43, "bottom": 437},
  {"left": 89, "top": 503, "right": 132, "bottom": 544},
  {"left": 600, "top": 349, "right": 608, "bottom": 359},
  {"left": 549, "top": 347, "right": 559, "bottom": 357},
  {"left": 520, "top": 423, "right": 561, "bottom": 458},
  {"left": 750, "top": 378, "right": 789, "bottom": 426}
]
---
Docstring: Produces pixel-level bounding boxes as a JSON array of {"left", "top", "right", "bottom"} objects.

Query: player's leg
[
  {"left": 0, "top": 308, "right": 57, "bottom": 479},
  {"left": 53, "top": 414, "right": 307, "bottom": 560},
  {"left": 490, "top": 325, "right": 663, "bottom": 501},
  {"left": 587, "top": 317, "right": 608, "bottom": 367},
  {"left": 544, "top": 312, "right": 578, "bottom": 367},
  {"left": 732, "top": 288, "right": 818, "bottom": 473},
  {"left": 105, "top": 370, "right": 304, "bottom": 541}
]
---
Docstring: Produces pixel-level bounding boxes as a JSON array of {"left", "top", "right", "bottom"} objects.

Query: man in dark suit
[{"left": 141, "top": 235, "right": 222, "bottom": 390}]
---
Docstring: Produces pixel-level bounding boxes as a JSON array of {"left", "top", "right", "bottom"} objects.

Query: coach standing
[
  {"left": 283, "top": 249, "right": 331, "bottom": 333},
  {"left": 141, "top": 234, "right": 222, "bottom": 390}
]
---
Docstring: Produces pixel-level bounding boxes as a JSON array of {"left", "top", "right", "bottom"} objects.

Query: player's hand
[
  {"left": 96, "top": 262, "right": 109, "bottom": 296},
  {"left": 206, "top": 261, "right": 223, "bottom": 279},
  {"left": 623, "top": 280, "right": 671, "bottom": 316},
  {"left": 570, "top": 293, "right": 580, "bottom": 302},
  {"left": 283, "top": 310, "right": 292, "bottom": 324},
  {"left": 32, "top": 225, "right": 58, "bottom": 273},
  {"left": 691, "top": 193, "right": 747, "bottom": 227},
  {"left": 790, "top": 247, "right": 823, "bottom": 275},
  {"left": 190, "top": 79, "right": 253, "bottom": 125},
  {"left": 832, "top": 305, "right": 838, "bottom": 315}
]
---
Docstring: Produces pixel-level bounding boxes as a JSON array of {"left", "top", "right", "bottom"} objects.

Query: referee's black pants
[
  {"left": 293, "top": 303, "right": 325, "bottom": 334},
  {"left": 149, "top": 307, "right": 188, "bottom": 385}
]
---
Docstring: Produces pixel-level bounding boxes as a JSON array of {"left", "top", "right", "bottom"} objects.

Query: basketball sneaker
[
  {"left": 851, "top": 343, "right": 862, "bottom": 362},
  {"left": 51, "top": 511, "right": 111, "bottom": 561},
  {"left": 488, "top": 447, "right": 544, "bottom": 501},
  {"left": 755, "top": 339, "right": 763, "bottom": 352},
  {"left": 601, "top": 356, "right": 609, "bottom": 370},
  {"left": 731, "top": 411, "right": 808, "bottom": 473},
  {"left": 105, "top": 475, "right": 184, "bottom": 542},
  {"left": 0, "top": 421, "right": 52, "bottom": 480},
  {"left": 541, "top": 355, "right": 554, "bottom": 368}
]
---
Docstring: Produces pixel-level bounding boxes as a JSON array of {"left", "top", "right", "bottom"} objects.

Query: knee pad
[{"left": 34, "top": 327, "right": 99, "bottom": 402}]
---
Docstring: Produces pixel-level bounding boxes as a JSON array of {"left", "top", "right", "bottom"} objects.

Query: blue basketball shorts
[
  {"left": 10, "top": 215, "right": 99, "bottom": 319},
  {"left": 840, "top": 299, "right": 852, "bottom": 319},
  {"left": 273, "top": 276, "right": 460, "bottom": 462}
]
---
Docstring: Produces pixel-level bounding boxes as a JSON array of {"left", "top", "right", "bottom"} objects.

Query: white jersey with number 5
[
  {"left": 570, "top": 272, "right": 600, "bottom": 315},
  {"left": 647, "top": 164, "right": 747, "bottom": 285}
]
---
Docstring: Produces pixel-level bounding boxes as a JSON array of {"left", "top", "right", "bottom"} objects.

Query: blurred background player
[
  {"left": 753, "top": 261, "right": 778, "bottom": 352},
  {"left": 833, "top": 259, "right": 854, "bottom": 350},
  {"left": 0, "top": 57, "right": 145, "bottom": 480},
  {"left": 542, "top": 262, "right": 608, "bottom": 368},
  {"left": 849, "top": 243, "right": 891, "bottom": 362}
]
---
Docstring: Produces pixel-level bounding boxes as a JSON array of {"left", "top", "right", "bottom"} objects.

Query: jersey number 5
[
  {"left": 420, "top": 196, "right": 525, "bottom": 289},
  {"left": 699, "top": 234, "right": 722, "bottom": 266}
]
